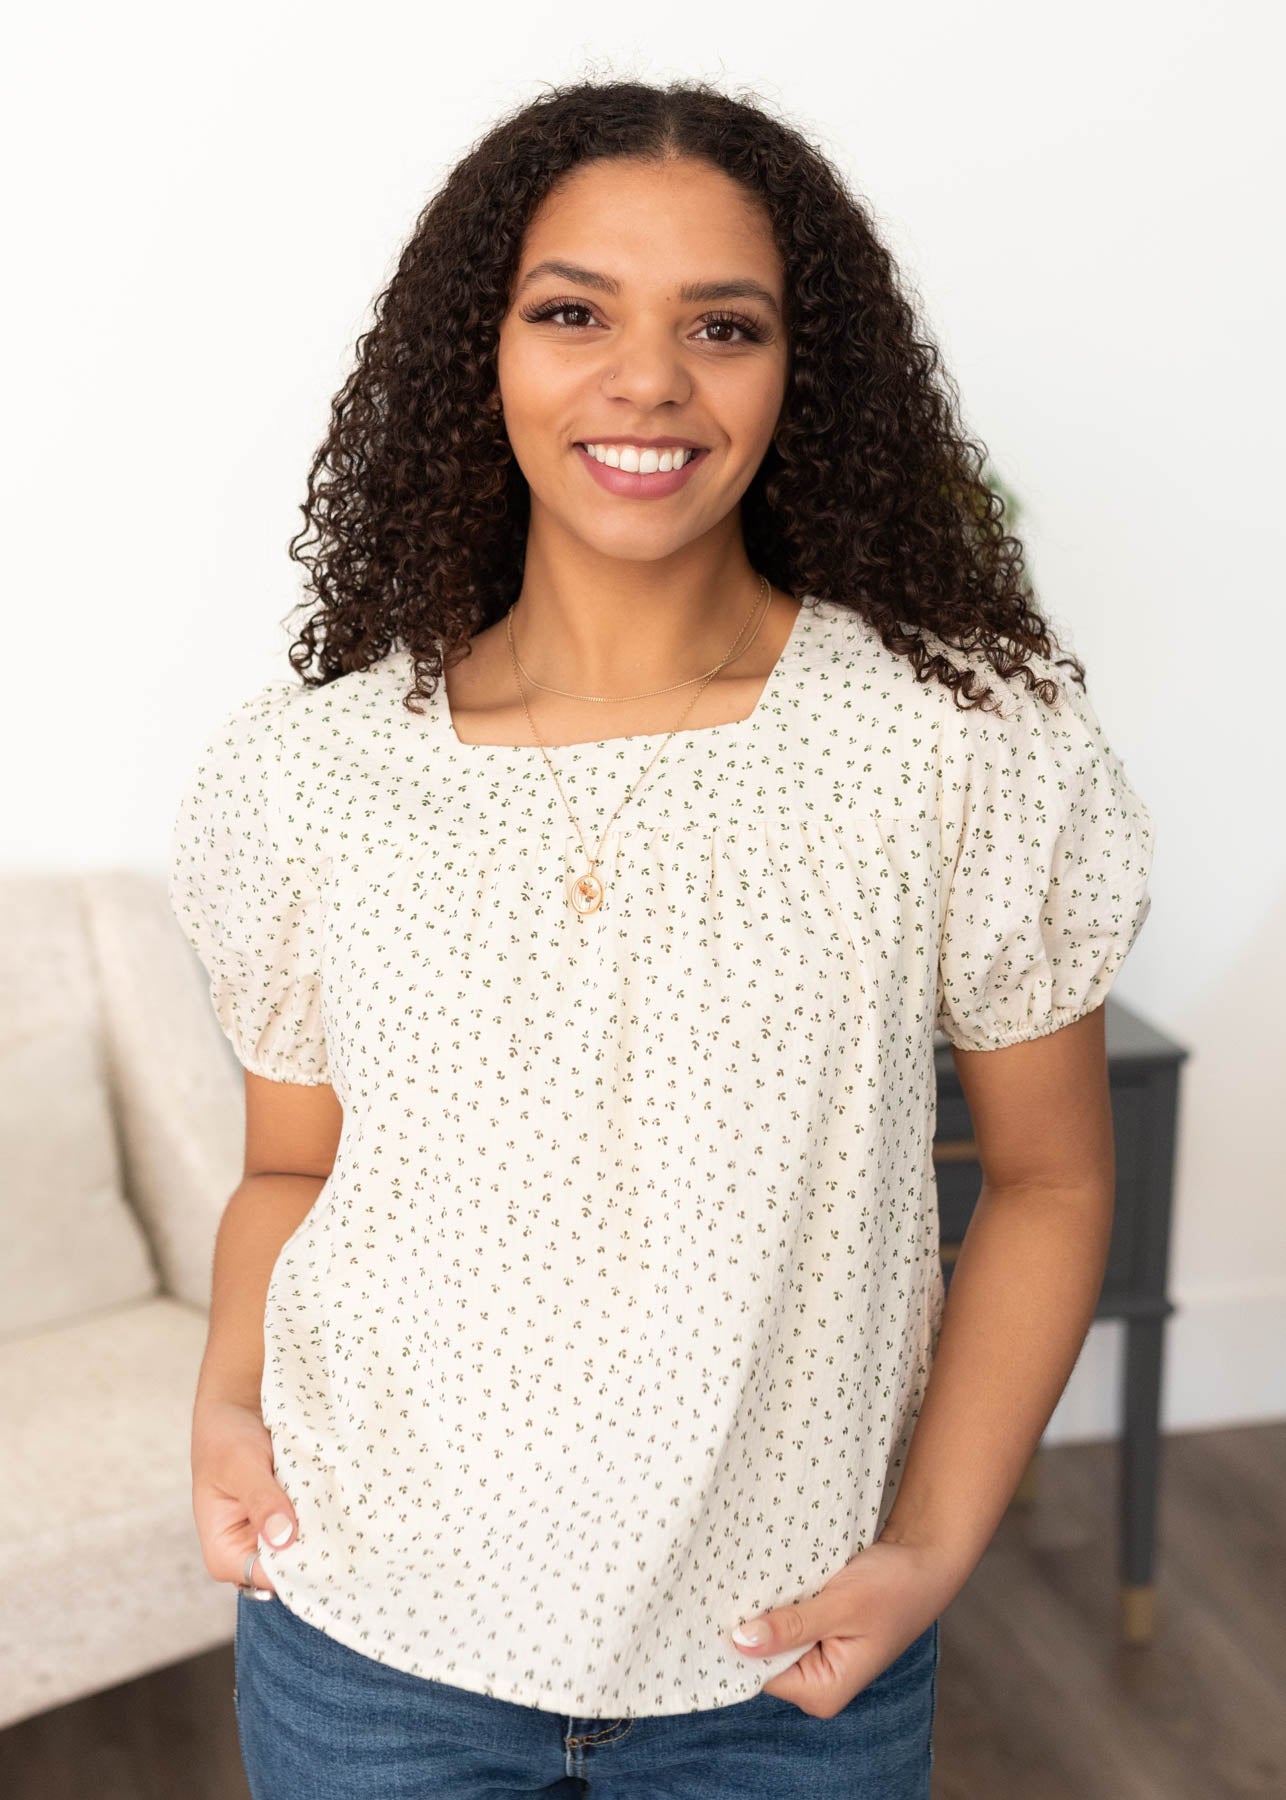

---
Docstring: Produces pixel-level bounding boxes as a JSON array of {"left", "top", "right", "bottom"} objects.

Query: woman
[{"left": 170, "top": 76, "right": 1155, "bottom": 1799}]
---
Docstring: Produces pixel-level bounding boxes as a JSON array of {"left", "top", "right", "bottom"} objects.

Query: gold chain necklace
[{"left": 506, "top": 574, "right": 771, "bottom": 916}]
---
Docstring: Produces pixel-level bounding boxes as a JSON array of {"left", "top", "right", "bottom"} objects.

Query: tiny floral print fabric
[{"left": 168, "top": 595, "right": 1155, "bottom": 1716}]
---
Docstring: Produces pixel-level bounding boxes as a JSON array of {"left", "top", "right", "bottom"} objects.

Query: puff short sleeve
[
  {"left": 168, "top": 681, "right": 330, "bottom": 1085},
  {"left": 935, "top": 658, "right": 1156, "bottom": 1052}
]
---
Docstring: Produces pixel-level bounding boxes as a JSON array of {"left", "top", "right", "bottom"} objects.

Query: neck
[{"left": 507, "top": 574, "right": 769, "bottom": 693}]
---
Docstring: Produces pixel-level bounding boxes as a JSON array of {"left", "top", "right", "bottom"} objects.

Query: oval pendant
[{"left": 569, "top": 869, "right": 604, "bottom": 915}]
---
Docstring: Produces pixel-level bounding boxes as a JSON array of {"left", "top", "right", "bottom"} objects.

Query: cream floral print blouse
[{"left": 168, "top": 593, "right": 1155, "bottom": 1717}]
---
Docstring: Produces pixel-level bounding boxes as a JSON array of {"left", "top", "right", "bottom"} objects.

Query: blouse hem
[{"left": 257, "top": 1570, "right": 779, "bottom": 1719}]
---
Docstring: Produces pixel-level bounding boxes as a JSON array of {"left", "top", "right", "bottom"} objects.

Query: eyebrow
[{"left": 516, "top": 258, "right": 782, "bottom": 321}]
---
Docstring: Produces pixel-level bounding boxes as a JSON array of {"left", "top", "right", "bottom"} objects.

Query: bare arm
[
  {"left": 190, "top": 1072, "right": 342, "bottom": 1592},
  {"left": 879, "top": 1001, "right": 1116, "bottom": 1574},
  {"left": 196, "top": 1175, "right": 328, "bottom": 1411},
  {"left": 195, "top": 1072, "right": 343, "bottom": 1414}
]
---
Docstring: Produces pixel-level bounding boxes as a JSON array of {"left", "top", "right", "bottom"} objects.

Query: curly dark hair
[{"left": 284, "top": 75, "right": 1084, "bottom": 715}]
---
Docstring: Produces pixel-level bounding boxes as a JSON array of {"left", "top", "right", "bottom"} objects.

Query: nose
[{"left": 599, "top": 324, "right": 694, "bottom": 408}]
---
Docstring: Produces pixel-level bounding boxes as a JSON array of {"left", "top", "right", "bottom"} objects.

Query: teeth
[{"left": 581, "top": 443, "right": 698, "bottom": 473}]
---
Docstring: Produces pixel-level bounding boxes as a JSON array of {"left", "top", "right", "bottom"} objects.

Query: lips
[{"left": 572, "top": 442, "right": 708, "bottom": 499}]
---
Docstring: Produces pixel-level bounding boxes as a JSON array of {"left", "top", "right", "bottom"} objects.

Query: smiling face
[{"left": 494, "top": 154, "right": 790, "bottom": 566}]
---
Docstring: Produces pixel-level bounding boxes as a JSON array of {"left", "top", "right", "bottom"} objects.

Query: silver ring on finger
[{"left": 238, "top": 1548, "right": 272, "bottom": 1599}]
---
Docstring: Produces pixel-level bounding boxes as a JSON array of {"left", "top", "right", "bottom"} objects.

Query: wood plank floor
[{"left": 2, "top": 1421, "right": 1282, "bottom": 1798}]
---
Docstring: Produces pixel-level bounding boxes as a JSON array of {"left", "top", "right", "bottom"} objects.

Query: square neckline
[{"left": 434, "top": 594, "right": 816, "bottom": 756}]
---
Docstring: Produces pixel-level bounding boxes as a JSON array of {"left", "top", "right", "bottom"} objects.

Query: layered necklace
[{"left": 505, "top": 574, "right": 772, "bottom": 916}]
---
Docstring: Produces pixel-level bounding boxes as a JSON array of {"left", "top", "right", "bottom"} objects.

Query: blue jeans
[{"left": 234, "top": 1588, "right": 939, "bottom": 1798}]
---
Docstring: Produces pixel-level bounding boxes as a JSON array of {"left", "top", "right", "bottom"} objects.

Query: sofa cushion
[
  {"left": 82, "top": 870, "right": 244, "bottom": 1311},
  {"left": 0, "top": 1295, "right": 232, "bottom": 1728},
  {"left": 0, "top": 876, "right": 158, "bottom": 1342}
]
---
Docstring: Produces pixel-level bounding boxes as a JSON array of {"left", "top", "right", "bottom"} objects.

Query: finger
[
  {"left": 211, "top": 1432, "right": 297, "bottom": 1557},
  {"left": 731, "top": 1598, "right": 823, "bottom": 1656}
]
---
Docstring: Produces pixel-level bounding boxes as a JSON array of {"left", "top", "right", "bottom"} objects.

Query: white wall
[{"left": 6, "top": 1, "right": 1282, "bottom": 1433}]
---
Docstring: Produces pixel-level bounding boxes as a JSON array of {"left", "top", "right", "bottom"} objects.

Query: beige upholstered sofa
[{"left": 0, "top": 870, "right": 243, "bottom": 1729}]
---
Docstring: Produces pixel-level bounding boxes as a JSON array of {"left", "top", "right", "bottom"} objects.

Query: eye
[
  {"left": 518, "top": 299, "right": 767, "bottom": 346},
  {"left": 693, "top": 309, "right": 766, "bottom": 346},
  {"left": 519, "top": 299, "right": 599, "bottom": 331}
]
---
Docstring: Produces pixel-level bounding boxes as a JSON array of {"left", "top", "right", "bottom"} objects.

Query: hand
[
  {"left": 191, "top": 1397, "right": 297, "bottom": 1596},
  {"left": 729, "top": 1529, "right": 966, "bottom": 1719}
]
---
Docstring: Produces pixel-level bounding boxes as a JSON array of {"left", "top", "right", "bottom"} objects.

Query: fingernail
[
  {"left": 264, "top": 1513, "right": 293, "bottom": 1546},
  {"left": 733, "top": 1621, "right": 765, "bottom": 1646}
]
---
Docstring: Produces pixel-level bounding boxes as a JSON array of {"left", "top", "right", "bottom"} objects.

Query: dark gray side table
[{"left": 932, "top": 996, "right": 1188, "bottom": 1645}]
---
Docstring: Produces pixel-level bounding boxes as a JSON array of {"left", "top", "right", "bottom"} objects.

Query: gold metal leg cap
[{"left": 1120, "top": 1583, "right": 1156, "bottom": 1645}]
